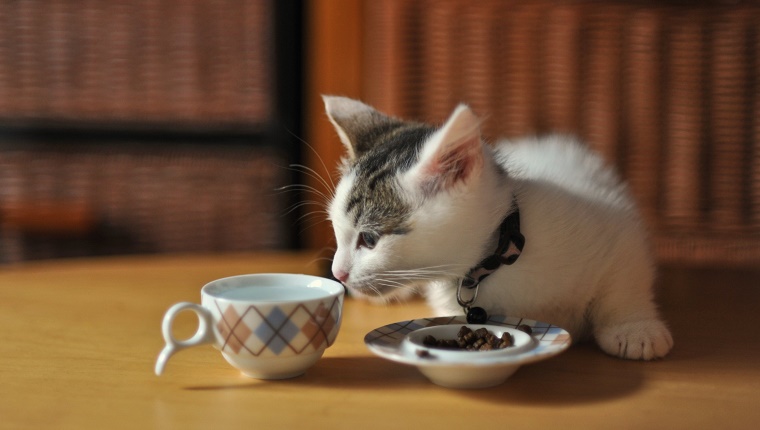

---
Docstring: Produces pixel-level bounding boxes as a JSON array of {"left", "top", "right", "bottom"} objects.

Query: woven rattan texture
[
  {"left": 0, "top": 144, "right": 288, "bottom": 261},
  {"left": 0, "top": 0, "right": 274, "bottom": 127},
  {"left": 0, "top": 0, "right": 287, "bottom": 262},
  {"left": 363, "top": 0, "right": 760, "bottom": 265}
]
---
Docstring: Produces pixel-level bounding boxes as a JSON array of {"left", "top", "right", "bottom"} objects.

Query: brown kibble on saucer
[
  {"left": 416, "top": 349, "right": 435, "bottom": 359},
  {"left": 423, "top": 335, "right": 438, "bottom": 346},
  {"left": 471, "top": 338, "right": 486, "bottom": 350},
  {"left": 421, "top": 326, "right": 515, "bottom": 352},
  {"left": 517, "top": 324, "right": 533, "bottom": 335},
  {"left": 457, "top": 326, "right": 474, "bottom": 345},
  {"left": 457, "top": 326, "right": 473, "bottom": 338},
  {"left": 442, "top": 339, "right": 459, "bottom": 349},
  {"left": 498, "top": 332, "right": 514, "bottom": 348}
]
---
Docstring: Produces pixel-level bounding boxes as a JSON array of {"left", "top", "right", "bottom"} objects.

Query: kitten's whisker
[
  {"left": 310, "top": 256, "right": 334, "bottom": 263},
  {"left": 276, "top": 182, "right": 325, "bottom": 195},
  {"left": 287, "top": 164, "right": 335, "bottom": 197},
  {"left": 297, "top": 210, "right": 329, "bottom": 225},
  {"left": 375, "top": 274, "right": 425, "bottom": 290},
  {"left": 278, "top": 197, "right": 326, "bottom": 217},
  {"left": 307, "top": 246, "right": 337, "bottom": 268},
  {"left": 386, "top": 263, "right": 467, "bottom": 273},
  {"left": 383, "top": 269, "right": 459, "bottom": 277},
  {"left": 367, "top": 284, "right": 384, "bottom": 297},
  {"left": 276, "top": 184, "right": 332, "bottom": 205},
  {"left": 297, "top": 212, "right": 329, "bottom": 226},
  {"left": 383, "top": 266, "right": 465, "bottom": 279},
  {"left": 375, "top": 278, "right": 408, "bottom": 288},
  {"left": 299, "top": 217, "right": 332, "bottom": 235},
  {"left": 381, "top": 272, "right": 437, "bottom": 280},
  {"left": 307, "top": 256, "right": 335, "bottom": 268},
  {"left": 384, "top": 273, "right": 460, "bottom": 282},
  {"left": 284, "top": 130, "right": 337, "bottom": 192},
  {"left": 374, "top": 280, "right": 417, "bottom": 294},
  {"left": 282, "top": 201, "right": 328, "bottom": 218}
]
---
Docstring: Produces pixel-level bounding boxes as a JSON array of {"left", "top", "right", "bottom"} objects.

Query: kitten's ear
[
  {"left": 405, "top": 104, "right": 484, "bottom": 195},
  {"left": 323, "top": 95, "right": 395, "bottom": 160}
]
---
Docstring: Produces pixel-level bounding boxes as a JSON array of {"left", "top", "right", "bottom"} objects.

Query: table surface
[{"left": 1, "top": 252, "right": 758, "bottom": 430}]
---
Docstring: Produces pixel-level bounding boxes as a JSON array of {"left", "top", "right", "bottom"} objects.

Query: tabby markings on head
[{"left": 343, "top": 122, "right": 435, "bottom": 236}]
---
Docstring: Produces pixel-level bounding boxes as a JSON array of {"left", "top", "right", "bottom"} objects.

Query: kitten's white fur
[{"left": 327, "top": 97, "right": 673, "bottom": 360}]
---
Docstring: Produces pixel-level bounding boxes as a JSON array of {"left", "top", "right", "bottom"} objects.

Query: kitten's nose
[{"left": 332, "top": 269, "right": 349, "bottom": 283}]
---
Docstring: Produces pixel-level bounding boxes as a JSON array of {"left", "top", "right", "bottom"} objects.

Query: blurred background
[
  {"left": 0, "top": 0, "right": 302, "bottom": 262},
  {"left": 0, "top": 0, "right": 758, "bottom": 267}
]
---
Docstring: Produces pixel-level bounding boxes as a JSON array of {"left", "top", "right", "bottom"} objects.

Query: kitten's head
[{"left": 324, "top": 96, "right": 503, "bottom": 302}]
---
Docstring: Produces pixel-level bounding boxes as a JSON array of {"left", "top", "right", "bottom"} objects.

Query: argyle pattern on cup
[{"left": 214, "top": 297, "right": 341, "bottom": 357}]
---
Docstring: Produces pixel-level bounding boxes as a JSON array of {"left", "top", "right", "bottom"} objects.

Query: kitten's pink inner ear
[
  {"left": 424, "top": 134, "right": 482, "bottom": 184},
  {"left": 415, "top": 105, "right": 483, "bottom": 194}
]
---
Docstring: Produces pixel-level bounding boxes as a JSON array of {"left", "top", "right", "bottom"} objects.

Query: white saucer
[{"left": 364, "top": 315, "right": 571, "bottom": 389}]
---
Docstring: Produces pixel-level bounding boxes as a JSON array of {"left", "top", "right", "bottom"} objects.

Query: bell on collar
[{"left": 466, "top": 306, "right": 488, "bottom": 324}]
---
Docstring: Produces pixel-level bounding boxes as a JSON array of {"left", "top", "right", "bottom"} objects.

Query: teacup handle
[{"left": 155, "top": 302, "right": 215, "bottom": 376}]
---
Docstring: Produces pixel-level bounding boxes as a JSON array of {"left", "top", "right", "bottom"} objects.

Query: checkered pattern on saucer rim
[{"left": 364, "top": 315, "right": 571, "bottom": 351}]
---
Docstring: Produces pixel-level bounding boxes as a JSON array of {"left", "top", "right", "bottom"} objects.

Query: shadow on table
[
  {"left": 182, "top": 356, "right": 423, "bottom": 392},
  {"left": 185, "top": 343, "right": 645, "bottom": 405},
  {"left": 329, "top": 342, "right": 646, "bottom": 405},
  {"left": 469, "top": 343, "right": 646, "bottom": 405}
]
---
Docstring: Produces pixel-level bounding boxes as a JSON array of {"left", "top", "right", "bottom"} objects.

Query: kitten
[{"left": 324, "top": 95, "right": 673, "bottom": 360}]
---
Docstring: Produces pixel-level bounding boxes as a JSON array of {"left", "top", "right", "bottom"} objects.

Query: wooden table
[{"left": 1, "top": 252, "right": 758, "bottom": 429}]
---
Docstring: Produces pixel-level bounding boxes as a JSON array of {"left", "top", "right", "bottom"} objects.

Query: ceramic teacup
[{"left": 155, "top": 273, "right": 344, "bottom": 379}]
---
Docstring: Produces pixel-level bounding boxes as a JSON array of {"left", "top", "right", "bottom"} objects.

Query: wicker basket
[{"left": 363, "top": 0, "right": 760, "bottom": 266}]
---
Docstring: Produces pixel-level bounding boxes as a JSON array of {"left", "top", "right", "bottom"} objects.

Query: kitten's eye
[{"left": 358, "top": 231, "right": 380, "bottom": 249}]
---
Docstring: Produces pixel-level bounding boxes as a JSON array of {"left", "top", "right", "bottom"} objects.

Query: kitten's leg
[{"left": 591, "top": 271, "right": 674, "bottom": 360}]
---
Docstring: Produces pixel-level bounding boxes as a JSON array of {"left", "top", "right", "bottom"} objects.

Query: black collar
[
  {"left": 461, "top": 203, "right": 525, "bottom": 289},
  {"left": 457, "top": 200, "right": 524, "bottom": 323}
]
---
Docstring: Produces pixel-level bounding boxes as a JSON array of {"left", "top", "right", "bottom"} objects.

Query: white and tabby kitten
[{"left": 324, "top": 96, "right": 673, "bottom": 360}]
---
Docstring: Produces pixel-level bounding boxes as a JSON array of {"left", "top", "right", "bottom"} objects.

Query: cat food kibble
[
  {"left": 422, "top": 326, "right": 514, "bottom": 351},
  {"left": 415, "top": 349, "right": 433, "bottom": 358},
  {"left": 517, "top": 324, "right": 533, "bottom": 335}
]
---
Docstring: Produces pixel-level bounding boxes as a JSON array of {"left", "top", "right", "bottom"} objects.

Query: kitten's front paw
[{"left": 595, "top": 319, "right": 673, "bottom": 360}]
